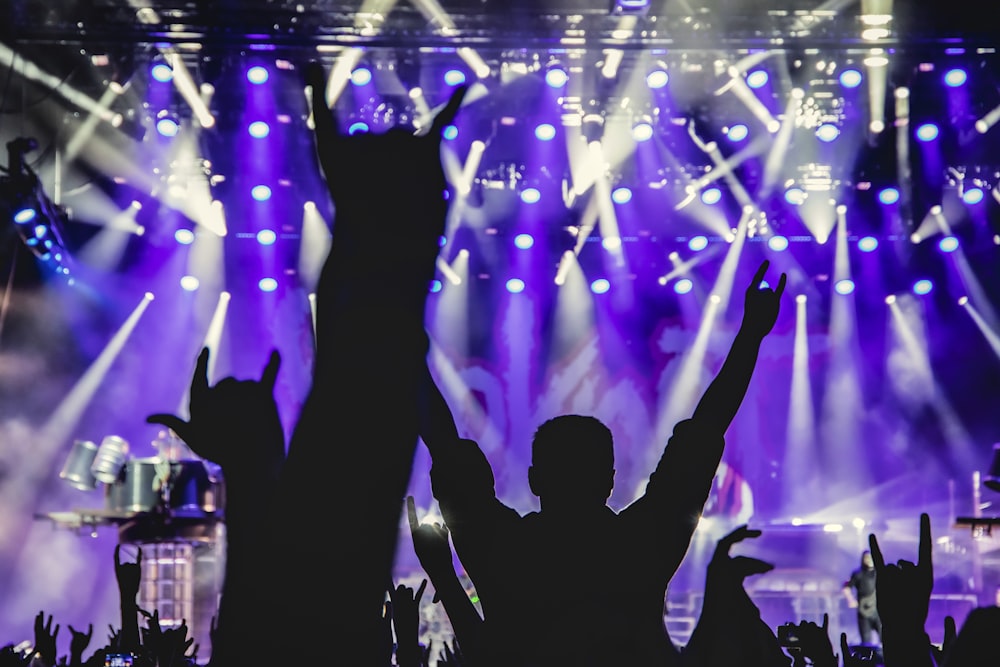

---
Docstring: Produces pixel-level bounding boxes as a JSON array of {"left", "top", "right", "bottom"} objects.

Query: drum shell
[
  {"left": 91, "top": 435, "right": 130, "bottom": 485},
  {"left": 106, "top": 458, "right": 222, "bottom": 514},
  {"left": 106, "top": 458, "right": 162, "bottom": 513},
  {"left": 168, "top": 460, "right": 220, "bottom": 513},
  {"left": 60, "top": 440, "right": 99, "bottom": 490}
]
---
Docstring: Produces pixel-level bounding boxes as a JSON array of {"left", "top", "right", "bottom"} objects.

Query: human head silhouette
[
  {"left": 861, "top": 550, "right": 874, "bottom": 569},
  {"left": 528, "top": 415, "right": 615, "bottom": 511}
]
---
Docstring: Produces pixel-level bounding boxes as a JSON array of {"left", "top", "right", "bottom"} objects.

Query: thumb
[{"left": 146, "top": 414, "right": 191, "bottom": 442}]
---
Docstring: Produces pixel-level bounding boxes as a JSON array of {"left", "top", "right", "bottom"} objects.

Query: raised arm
[{"left": 691, "top": 259, "right": 785, "bottom": 432}]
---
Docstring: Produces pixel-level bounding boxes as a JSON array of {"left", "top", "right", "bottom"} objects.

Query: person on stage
[{"left": 842, "top": 550, "right": 883, "bottom": 647}]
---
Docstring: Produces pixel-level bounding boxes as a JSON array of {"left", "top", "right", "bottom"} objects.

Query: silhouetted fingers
[
  {"left": 145, "top": 414, "right": 190, "bottom": 443},
  {"left": 114, "top": 544, "right": 122, "bottom": 568},
  {"left": 868, "top": 533, "right": 887, "bottom": 573},
  {"left": 415, "top": 578, "right": 428, "bottom": 603},
  {"left": 774, "top": 272, "right": 787, "bottom": 298},
  {"left": 406, "top": 496, "right": 419, "bottom": 531},
  {"left": 919, "top": 512, "right": 932, "bottom": 574},
  {"left": 822, "top": 612, "right": 829, "bottom": 631},
  {"left": 943, "top": 615, "right": 956, "bottom": 644},
  {"left": 751, "top": 259, "right": 770, "bottom": 289},
  {"left": 306, "top": 62, "right": 339, "bottom": 150},
  {"left": 840, "top": 632, "right": 850, "bottom": 660},
  {"left": 731, "top": 555, "right": 774, "bottom": 578},
  {"left": 260, "top": 350, "right": 281, "bottom": 390},
  {"left": 429, "top": 85, "right": 468, "bottom": 138},
  {"left": 190, "top": 347, "right": 210, "bottom": 402}
]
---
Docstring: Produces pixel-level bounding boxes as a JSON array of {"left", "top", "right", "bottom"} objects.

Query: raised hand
[
  {"left": 407, "top": 496, "right": 454, "bottom": 589},
  {"left": 147, "top": 347, "right": 284, "bottom": 475},
  {"left": 114, "top": 545, "right": 142, "bottom": 601},
  {"left": 840, "top": 633, "right": 876, "bottom": 667},
  {"left": 708, "top": 524, "right": 775, "bottom": 585},
  {"left": 387, "top": 579, "right": 427, "bottom": 667},
  {"left": 32, "top": 612, "right": 59, "bottom": 667},
  {"left": 742, "top": 259, "right": 786, "bottom": 339},
  {"left": 786, "top": 614, "right": 836, "bottom": 667},
  {"left": 67, "top": 624, "right": 92, "bottom": 667}
]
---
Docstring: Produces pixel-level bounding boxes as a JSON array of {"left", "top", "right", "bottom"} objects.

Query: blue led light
[
  {"left": 839, "top": 69, "right": 863, "bottom": 88},
  {"left": 673, "top": 278, "right": 693, "bottom": 294},
  {"left": 688, "top": 235, "right": 708, "bottom": 251},
  {"left": 175, "top": 229, "right": 195, "bottom": 245},
  {"left": 151, "top": 63, "right": 173, "bottom": 82},
  {"left": 248, "top": 121, "right": 270, "bottom": 138},
  {"left": 834, "top": 279, "right": 855, "bottom": 295},
  {"left": 429, "top": 279, "right": 443, "bottom": 293},
  {"left": 156, "top": 117, "right": 180, "bottom": 137},
  {"left": 963, "top": 187, "right": 984, "bottom": 204},
  {"left": 858, "top": 236, "right": 879, "bottom": 252},
  {"left": 944, "top": 68, "right": 967, "bottom": 87},
  {"left": 590, "top": 279, "right": 610, "bottom": 294},
  {"left": 247, "top": 66, "right": 269, "bottom": 85},
  {"left": 506, "top": 278, "right": 525, "bottom": 293},
  {"left": 767, "top": 235, "right": 789, "bottom": 252},
  {"left": 348, "top": 121, "right": 370, "bottom": 135},
  {"left": 938, "top": 236, "right": 959, "bottom": 253},
  {"left": 13, "top": 208, "right": 36, "bottom": 224},
  {"left": 545, "top": 68, "right": 568, "bottom": 88},
  {"left": 444, "top": 69, "right": 467, "bottom": 86},
  {"left": 520, "top": 188, "right": 541, "bottom": 204},
  {"left": 878, "top": 188, "right": 899, "bottom": 205},
  {"left": 257, "top": 229, "right": 277, "bottom": 246},
  {"left": 251, "top": 185, "right": 272, "bottom": 201},
  {"left": 611, "top": 187, "right": 632, "bottom": 204},
  {"left": 442, "top": 125, "right": 458, "bottom": 140},
  {"left": 746, "top": 70, "right": 769, "bottom": 89},
  {"left": 535, "top": 123, "right": 556, "bottom": 141},
  {"left": 646, "top": 70, "right": 669, "bottom": 89},
  {"left": 913, "top": 279, "right": 933, "bottom": 295},
  {"left": 816, "top": 124, "right": 840, "bottom": 142},
  {"left": 351, "top": 67, "right": 372, "bottom": 86},
  {"left": 727, "top": 124, "right": 749, "bottom": 142},
  {"left": 258, "top": 277, "right": 278, "bottom": 292},
  {"left": 915, "top": 123, "right": 939, "bottom": 141},
  {"left": 632, "top": 122, "right": 653, "bottom": 142},
  {"left": 701, "top": 188, "right": 722, "bottom": 205},
  {"left": 785, "top": 187, "right": 806, "bottom": 205},
  {"left": 514, "top": 234, "right": 534, "bottom": 249}
]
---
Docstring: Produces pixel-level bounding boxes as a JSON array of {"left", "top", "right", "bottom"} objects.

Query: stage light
[
  {"left": 175, "top": 229, "right": 195, "bottom": 244},
  {"left": 514, "top": 233, "right": 534, "bottom": 249},
  {"left": 746, "top": 70, "right": 768, "bottom": 89},
  {"left": 834, "top": 279, "right": 855, "bottom": 295},
  {"left": 768, "top": 235, "right": 789, "bottom": 251},
  {"left": 155, "top": 111, "right": 180, "bottom": 137},
  {"left": 248, "top": 121, "right": 270, "bottom": 138},
  {"left": 13, "top": 207, "right": 36, "bottom": 223},
  {"left": 646, "top": 68, "right": 669, "bottom": 89},
  {"left": 611, "top": 187, "right": 632, "bottom": 204},
  {"left": 506, "top": 278, "right": 525, "bottom": 293},
  {"left": 258, "top": 277, "right": 278, "bottom": 292},
  {"left": 351, "top": 67, "right": 372, "bottom": 86},
  {"left": 963, "top": 187, "right": 984, "bottom": 204},
  {"left": 520, "top": 188, "right": 541, "bottom": 204},
  {"left": 958, "top": 295, "right": 968, "bottom": 306},
  {"left": 444, "top": 69, "right": 466, "bottom": 86},
  {"left": 916, "top": 123, "right": 939, "bottom": 141},
  {"left": 673, "top": 278, "right": 693, "bottom": 294},
  {"left": 858, "top": 236, "right": 879, "bottom": 252},
  {"left": 784, "top": 187, "right": 806, "bottom": 205},
  {"left": 823, "top": 523, "right": 844, "bottom": 533},
  {"left": 688, "top": 235, "right": 708, "bottom": 251},
  {"left": 545, "top": 67, "right": 568, "bottom": 88},
  {"left": 726, "top": 124, "right": 749, "bottom": 142},
  {"left": 251, "top": 185, "right": 272, "bottom": 201},
  {"left": 944, "top": 68, "right": 967, "bottom": 87},
  {"left": 700, "top": 187, "right": 722, "bottom": 205},
  {"left": 913, "top": 279, "right": 933, "bottom": 295},
  {"left": 632, "top": 121, "right": 654, "bottom": 142},
  {"left": 429, "top": 279, "right": 443, "bottom": 293},
  {"left": 816, "top": 123, "right": 840, "bottom": 142},
  {"left": 257, "top": 229, "right": 277, "bottom": 245},
  {"left": 535, "top": 123, "right": 556, "bottom": 141},
  {"left": 938, "top": 236, "right": 959, "bottom": 253},
  {"left": 613, "top": 0, "right": 651, "bottom": 12},
  {"left": 180, "top": 275, "right": 200, "bottom": 291},
  {"left": 442, "top": 125, "right": 458, "bottom": 140},
  {"left": 151, "top": 63, "right": 174, "bottom": 82},
  {"left": 247, "top": 66, "right": 269, "bottom": 85},
  {"left": 348, "top": 121, "right": 370, "bottom": 135},
  {"left": 795, "top": 294, "right": 807, "bottom": 304},
  {"left": 590, "top": 278, "right": 610, "bottom": 294},
  {"left": 885, "top": 294, "right": 896, "bottom": 304},
  {"left": 878, "top": 187, "right": 899, "bottom": 205},
  {"left": 839, "top": 69, "right": 863, "bottom": 88}
]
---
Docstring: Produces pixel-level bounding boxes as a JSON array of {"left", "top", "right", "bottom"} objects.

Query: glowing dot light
[
  {"left": 257, "top": 229, "right": 277, "bottom": 245},
  {"left": 646, "top": 69, "right": 669, "bottom": 89},
  {"left": 545, "top": 68, "right": 568, "bottom": 88},
  {"left": 727, "top": 124, "right": 749, "bottom": 142},
  {"left": 611, "top": 187, "right": 632, "bottom": 204},
  {"left": 839, "top": 69, "right": 863, "bottom": 88},
  {"left": 878, "top": 188, "right": 900, "bottom": 205},
  {"left": 442, "top": 125, "right": 458, "bottom": 140},
  {"left": 156, "top": 116, "right": 180, "bottom": 137},
  {"left": 916, "top": 123, "right": 939, "bottom": 141},
  {"left": 351, "top": 67, "right": 372, "bottom": 86},
  {"left": 944, "top": 68, "right": 967, "bottom": 87},
  {"left": 151, "top": 63, "right": 173, "bottom": 82},
  {"left": 247, "top": 66, "right": 269, "bottom": 84},
  {"left": 858, "top": 236, "right": 879, "bottom": 252},
  {"left": 701, "top": 188, "right": 722, "bottom": 205},
  {"left": 785, "top": 187, "right": 806, "bottom": 205},
  {"left": 834, "top": 279, "right": 856, "bottom": 295},
  {"left": 258, "top": 278, "right": 278, "bottom": 292},
  {"left": 673, "top": 278, "right": 693, "bottom": 294},
  {"left": 13, "top": 208, "right": 36, "bottom": 224},
  {"left": 688, "top": 235, "right": 708, "bottom": 251},
  {"left": 767, "top": 235, "right": 789, "bottom": 251},
  {"left": 251, "top": 185, "right": 272, "bottom": 201},
  {"left": 248, "top": 121, "right": 270, "bottom": 138},
  {"left": 746, "top": 70, "right": 769, "bottom": 88},
  {"left": 506, "top": 278, "right": 525, "bottom": 293},
  {"left": 520, "top": 188, "right": 541, "bottom": 204},
  {"left": 590, "top": 279, "right": 610, "bottom": 294},
  {"left": 180, "top": 276, "right": 200, "bottom": 291},
  {"left": 938, "top": 236, "right": 959, "bottom": 253},
  {"left": 514, "top": 233, "right": 534, "bottom": 249},
  {"left": 963, "top": 187, "right": 984, "bottom": 204},
  {"left": 632, "top": 122, "right": 654, "bottom": 142},
  {"left": 429, "top": 279, "right": 443, "bottom": 293},
  {"left": 444, "top": 69, "right": 466, "bottom": 86},
  {"left": 913, "top": 279, "right": 933, "bottom": 295},
  {"left": 348, "top": 121, "right": 370, "bottom": 135},
  {"left": 535, "top": 123, "right": 556, "bottom": 141},
  {"left": 816, "top": 123, "right": 840, "bottom": 142}
]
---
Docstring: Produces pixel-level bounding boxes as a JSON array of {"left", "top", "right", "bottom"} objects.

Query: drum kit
[{"left": 44, "top": 431, "right": 224, "bottom": 543}]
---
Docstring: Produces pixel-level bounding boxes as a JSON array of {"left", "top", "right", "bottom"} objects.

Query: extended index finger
[
  {"left": 774, "top": 272, "right": 787, "bottom": 298},
  {"left": 415, "top": 578, "right": 428, "bottom": 603},
  {"left": 751, "top": 260, "right": 770, "bottom": 289},
  {"left": 191, "top": 347, "right": 210, "bottom": 402},
  {"left": 407, "top": 496, "right": 419, "bottom": 531},
  {"left": 919, "top": 512, "right": 932, "bottom": 573},
  {"left": 429, "top": 85, "right": 468, "bottom": 138}
]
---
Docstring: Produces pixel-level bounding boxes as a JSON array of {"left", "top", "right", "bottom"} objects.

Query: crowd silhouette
[{"left": 3, "top": 58, "right": 1000, "bottom": 667}]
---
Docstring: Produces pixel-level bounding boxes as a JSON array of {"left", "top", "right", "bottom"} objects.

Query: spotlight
[
  {"left": 839, "top": 69, "right": 863, "bottom": 88},
  {"left": 858, "top": 236, "right": 879, "bottom": 252},
  {"left": 248, "top": 121, "right": 270, "bottom": 138},
  {"left": 544, "top": 66, "right": 568, "bottom": 88},
  {"left": 816, "top": 124, "right": 840, "bottom": 142},
  {"left": 767, "top": 235, "right": 789, "bottom": 251},
  {"left": 151, "top": 63, "right": 174, "bottom": 83},
  {"left": 878, "top": 187, "right": 900, "bottom": 205},
  {"left": 520, "top": 188, "right": 541, "bottom": 204},
  {"left": 442, "top": 125, "right": 458, "bottom": 140},
  {"left": 688, "top": 235, "right": 708, "bottom": 251},
  {"left": 534, "top": 123, "right": 556, "bottom": 141},
  {"left": 590, "top": 278, "right": 610, "bottom": 294},
  {"left": 913, "top": 279, "right": 933, "bottom": 295},
  {"left": 180, "top": 275, "right": 200, "bottom": 291},
  {"left": 784, "top": 187, "right": 807, "bottom": 205},
  {"left": 611, "top": 187, "right": 632, "bottom": 204},
  {"left": 514, "top": 233, "right": 534, "bottom": 249},
  {"left": 700, "top": 188, "right": 722, "bottom": 205},
  {"left": 351, "top": 67, "right": 372, "bottom": 86},
  {"left": 259, "top": 277, "right": 278, "bottom": 292},
  {"left": 13, "top": 207, "right": 36, "bottom": 224},
  {"left": 175, "top": 229, "right": 195, "bottom": 244},
  {"left": 444, "top": 69, "right": 467, "bottom": 86},
  {"left": 673, "top": 278, "right": 693, "bottom": 294},
  {"left": 963, "top": 187, "right": 984, "bottom": 204},
  {"left": 612, "top": 0, "right": 651, "bottom": 14},
  {"left": 726, "top": 124, "right": 749, "bottom": 142},
  {"left": 646, "top": 68, "right": 669, "bottom": 89},
  {"left": 938, "top": 236, "right": 959, "bottom": 253},
  {"left": 251, "top": 185, "right": 272, "bottom": 201},
  {"left": 746, "top": 70, "right": 769, "bottom": 89},
  {"left": 429, "top": 279, "right": 443, "bottom": 293},
  {"left": 155, "top": 111, "right": 180, "bottom": 137},
  {"left": 257, "top": 229, "right": 277, "bottom": 245},
  {"left": 943, "top": 68, "right": 967, "bottom": 87},
  {"left": 506, "top": 278, "right": 525, "bottom": 293},
  {"left": 915, "top": 123, "right": 939, "bottom": 141},
  {"left": 631, "top": 120, "right": 654, "bottom": 142},
  {"left": 247, "top": 66, "right": 269, "bottom": 85},
  {"left": 834, "top": 279, "right": 855, "bottom": 295}
]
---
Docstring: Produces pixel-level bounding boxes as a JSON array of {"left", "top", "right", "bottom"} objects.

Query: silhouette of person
[
  {"left": 843, "top": 550, "right": 882, "bottom": 646},
  {"left": 420, "top": 260, "right": 785, "bottom": 667}
]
